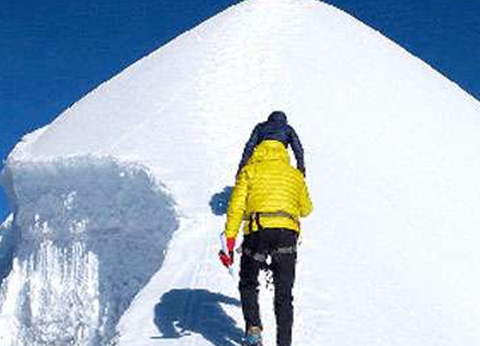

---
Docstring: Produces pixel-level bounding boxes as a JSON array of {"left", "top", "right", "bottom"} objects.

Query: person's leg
[
  {"left": 271, "top": 229, "right": 297, "bottom": 346},
  {"left": 239, "top": 234, "right": 263, "bottom": 332}
]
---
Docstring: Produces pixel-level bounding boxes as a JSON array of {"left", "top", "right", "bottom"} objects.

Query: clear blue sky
[{"left": 1, "top": 0, "right": 479, "bottom": 220}]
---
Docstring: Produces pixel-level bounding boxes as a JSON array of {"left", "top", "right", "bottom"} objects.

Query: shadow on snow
[
  {"left": 152, "top": 288, "right": 244, "bottom": 345},
  {"left": 209, "top": 186, "right": 233, "bottom": 216}
]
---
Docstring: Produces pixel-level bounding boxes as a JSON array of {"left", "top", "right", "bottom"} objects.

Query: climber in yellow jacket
[{"left": 219, "top": 139, "right": 313, "bottom": 346}]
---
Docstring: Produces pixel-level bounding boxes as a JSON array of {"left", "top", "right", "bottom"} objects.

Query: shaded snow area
[
  {"left": 0, "top": 215, "right": 16, "bottom": 283},
  {"left": 0, "top": 158, "right": 178, "bottom": 345},
  {"left": 2, "top": 0, "right": 480, "bottom": 345}
]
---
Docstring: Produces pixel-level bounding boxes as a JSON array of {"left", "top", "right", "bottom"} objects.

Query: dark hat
[{"left": 268, "top": 111, "right": 287, "bottom": 124}]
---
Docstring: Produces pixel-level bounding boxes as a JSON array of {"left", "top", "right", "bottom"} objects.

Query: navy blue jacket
[{"left": 238, "top": 112, "right": 305, "bottom": 176}]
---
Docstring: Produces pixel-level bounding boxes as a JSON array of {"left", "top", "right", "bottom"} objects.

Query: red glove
[
  {"left": 219, "top": 238, "right": 236, "bottom": 268},
  {"left": 227, "top": 238, "right": 235, "bottom": 253}
]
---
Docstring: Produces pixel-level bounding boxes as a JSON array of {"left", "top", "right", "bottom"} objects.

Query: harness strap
[
  {"left": 242, "top": 245, "right": 297, "bottom": 264},
  {"left": 255, "top": 212, "right": 263, "bottom": 231},
  {"left": 248, "top": 211, "right": 299, "bottom": 233},
  {"left": 243, "top": 247, "right": 268, "bottom": 263},
  {"left": 256, "top": 211, "right": 297, "bottom": 221}
]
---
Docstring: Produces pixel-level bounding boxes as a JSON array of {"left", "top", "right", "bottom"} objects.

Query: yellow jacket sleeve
[
  {"left": 224, "top": 169, "right": 249, "bottom": 239},
  {"left": 299, "top": 181, "right": 313, "bottom": 217}
]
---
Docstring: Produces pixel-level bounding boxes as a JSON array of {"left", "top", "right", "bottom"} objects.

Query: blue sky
[{"left": 1, "top": 0, "right": 479, "bottom": 220}]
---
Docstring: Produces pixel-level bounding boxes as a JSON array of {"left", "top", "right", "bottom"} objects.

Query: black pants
[{"left": 239, "top": 228, "right": 298, "bottom": 346}]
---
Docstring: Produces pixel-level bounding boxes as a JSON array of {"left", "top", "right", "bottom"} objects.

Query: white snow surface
[{"left": 2, "top": 0, "right": 480, "bottom": 345}]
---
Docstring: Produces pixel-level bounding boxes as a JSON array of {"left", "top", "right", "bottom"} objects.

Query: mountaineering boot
[{"left": 243, "top": 326, "right": 263, "bottom": 346}]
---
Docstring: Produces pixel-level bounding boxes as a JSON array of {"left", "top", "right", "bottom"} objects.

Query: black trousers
[{"left": 239, "top": 228, "right": 298, "bottom": 346}]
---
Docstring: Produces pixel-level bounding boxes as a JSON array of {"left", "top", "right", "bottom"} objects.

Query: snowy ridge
[
  {"left": 7, "top": 126, "right": 50, "bottom": 163},
  {"left": 0, "top": 158, "right": 178, "bottom": 345},
  {"left": 2, "top": 0, "right": 480, "bottom": 345}
]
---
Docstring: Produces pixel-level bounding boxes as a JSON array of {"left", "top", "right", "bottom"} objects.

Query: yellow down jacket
[{"left": 225, "top": 140, "right": 313, "bottom": 239}]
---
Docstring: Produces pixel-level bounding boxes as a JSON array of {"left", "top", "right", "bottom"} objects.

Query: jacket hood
[
  {"left": 249, "top": 140, "right": 290, "bottom": 165},
  {"left": 267, "top": 111, "right": 287, "bottom": 124}
]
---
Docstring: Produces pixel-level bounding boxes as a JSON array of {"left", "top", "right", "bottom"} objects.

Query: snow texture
[{"left": 2, "top": 0, "right": 480, "bottom": 345}]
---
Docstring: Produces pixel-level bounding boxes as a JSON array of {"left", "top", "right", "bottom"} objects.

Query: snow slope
[{"left": 2, "top": 0, "right": 480, "bottom": 345}]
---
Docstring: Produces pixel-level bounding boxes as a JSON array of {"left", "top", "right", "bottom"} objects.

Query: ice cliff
[{"left": 0, "top": 159, "right": 177, "bottom": 345}]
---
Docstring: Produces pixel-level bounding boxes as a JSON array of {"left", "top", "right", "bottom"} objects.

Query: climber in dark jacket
[{"left": 237, "top": 111, "right": 305, "bottom": 176}]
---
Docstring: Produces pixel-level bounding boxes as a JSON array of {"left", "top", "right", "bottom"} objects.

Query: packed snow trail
[
  {"left": 3, "top": 0, "right": 480, "bottom": 345},
  {"left": 117, "top": 203, "right": 322, "bottom": 346}
]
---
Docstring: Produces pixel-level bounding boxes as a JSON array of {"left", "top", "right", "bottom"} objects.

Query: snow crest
[{"left": 0, "top": 158, "right": 178, "bottom": 345}]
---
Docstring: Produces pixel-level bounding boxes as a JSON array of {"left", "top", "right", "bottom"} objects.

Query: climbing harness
[{"left": 247, "top": 211, "right": 300, "bottom": 233}]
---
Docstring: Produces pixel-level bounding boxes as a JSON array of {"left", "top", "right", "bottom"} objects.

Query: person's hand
[
  {"left": 218, "top": 238, "right": 236, "bottom": 267},
  {"left": 218, "top": 250, "right": 233, "bottom": 267}
]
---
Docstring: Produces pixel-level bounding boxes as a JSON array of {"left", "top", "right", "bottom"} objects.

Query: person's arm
[
  {"left": 237, "top": 124, "right": 261, "bottom": 176},
  {"left": 299, "top": 180, "right": 313, "bottom": 218},
  {"left": 289, "top": 126, "right": 306, "bottom": 176},
  {"left": 225, "top": 169, "right": 249, "bottom": 239}
]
